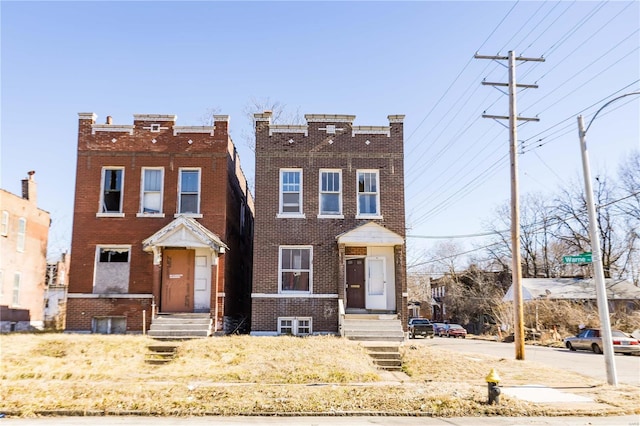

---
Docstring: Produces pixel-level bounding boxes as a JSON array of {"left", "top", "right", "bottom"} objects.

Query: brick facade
[
  {"left": 251, "top": 113, "right": 407, "bottom": 335},
  {"left": 67, "top": 113, "right": 253, "bottom": 334}
]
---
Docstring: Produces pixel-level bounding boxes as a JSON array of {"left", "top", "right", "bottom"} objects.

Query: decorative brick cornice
[
  {"left": 91, "top": 124, "right": 135, "bottom": 135},
  {"left": 352, "top": 126, "right": 390, "bottom": 137},
  {"left": 173, "top": 126, "right": 215, "bottom": 136},
  {"left": 133, "top": 114, "right": 177, "bottom": 122},
  {"left": 305, "top": 114, "right": 355, "bottom": 123},
  {"left": 269, "top": 125, "right": 308, "bottom": 136}
]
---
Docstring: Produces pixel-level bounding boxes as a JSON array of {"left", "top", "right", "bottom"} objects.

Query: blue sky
[{"left": 2, "top": 1, "right": 639, "bottom": 267}]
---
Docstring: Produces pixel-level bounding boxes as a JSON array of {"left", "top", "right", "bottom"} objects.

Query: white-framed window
[
  {"left": 139, "top": 167, "right": 164, "bottom": 215},
  {"left": 278, "top": 169, "right": 304, "bottom": 217},
  {"left": 16, "top": 218, "right": 26, "bottom": 252},
  {"left": 279, "top": 246, "right": 312, "bottom": 293},
  {"left": 93, "top": 245, "right": 131, "bottom": 294},
  {"left": 178, "top": 168, "right": 201, "bottom": 215},
  {"left": 356, "top": 170, "right": 381, "bottom": 218},
  {"left": 99, "top": 167, "right": 125, "bottom": 215},
  {"left": 318, "top": 169, "right": 342, "bottom": 217},
  {"left": 278, "top": 317, "right": 312, "bottom": 336},
  {"left": 13, "top": 272, "right": 21, "bottom": 306},
  {"left": 1, "top": 211, "right": 9, "bottom": 236}
]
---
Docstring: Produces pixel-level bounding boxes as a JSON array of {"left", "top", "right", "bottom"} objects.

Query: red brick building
[
  {"left": 251, "top": 113, "right": 407, "bottom": 335},
  {"left": 66, "top": 113, "right": 253, "bottom": 334},
  {"left": 0, "top": 171, "right": 50, "bottom": 331}
]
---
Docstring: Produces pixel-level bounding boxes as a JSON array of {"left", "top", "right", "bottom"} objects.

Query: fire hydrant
[{"left": 485, "top": 368, "right": 501, "bottom": 404}]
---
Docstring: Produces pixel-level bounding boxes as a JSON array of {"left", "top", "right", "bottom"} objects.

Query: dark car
[
  {"left": 432, "top": 322, "right": 447, "bottom": 337},
  {"left": 445, "top": 323, "right": 467, "bottom": 338},
  {"left": 564, "top": 328, "right": 640, "bottom": 355},
  {"left": 408, "top": 318, "right": 434, "bottom": 339}
]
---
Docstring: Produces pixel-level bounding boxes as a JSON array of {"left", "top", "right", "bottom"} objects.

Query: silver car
[{"left": 564, "top": 328, "right": 640, "bottom": 355}]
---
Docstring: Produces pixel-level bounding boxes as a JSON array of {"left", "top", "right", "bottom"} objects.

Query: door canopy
[
  {"left": 336, "top": 221, "right": 404, "bottom": 246},
  {"left": 142, "top": 215, "right": 228, "bottom": 264}
]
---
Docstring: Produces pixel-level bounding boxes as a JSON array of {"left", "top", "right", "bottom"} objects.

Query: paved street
[{"left": 415, "top": 336, "right": 640, "bottom": 386}]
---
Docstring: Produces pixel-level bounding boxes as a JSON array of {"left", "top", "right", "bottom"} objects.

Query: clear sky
[{"left": 2, "top": 1, "right": 639, "bottom": 266}]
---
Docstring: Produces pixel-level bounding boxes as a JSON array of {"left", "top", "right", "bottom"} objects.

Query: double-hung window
[
  {"left": 13, "top": 272, "right": 21, "bottom": 306},
  {"left": 319, "top": 169, "right": 342, "bottom": 217},
  {"left": 1, "top": 211, "right": 8, "bottom": 236},
  {"left": 99, "top": 167, "right": 124, "bottom": 215},
  {"left": 356, "top": 170, "right": 381, "bottom": 218},
  {"left": 279, "top": 169, "right": 303, "bottom": 217},
  {"left": 16, "top": 218, "right": 26, "bottom": 252},
  {"left": 279, "top": 246, "right": 312, "bottom": 293},
  {"left": 140, "top": 168, "right": 164, "bottom": 215},
  {"left": 178, "top": 168, "right": 201, "bottom": 215}
]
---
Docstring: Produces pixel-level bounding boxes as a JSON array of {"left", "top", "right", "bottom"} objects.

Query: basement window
[
  {"left": 278, "top": 317, "right": 312, "bottom": 336},
  {"left": 92, "top": 316, "right": 126, "bottom": 334}
]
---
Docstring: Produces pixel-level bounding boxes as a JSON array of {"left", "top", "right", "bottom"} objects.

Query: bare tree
[
  {"left": 618, "top": 149, "right": 640, "bottom": 221},
  {"left": 241, "top": 97, "right": 303, "bottom": 153}
]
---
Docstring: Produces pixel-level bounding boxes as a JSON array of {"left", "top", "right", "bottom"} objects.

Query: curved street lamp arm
[{"left": 586, "top": 91, "right": 640, "bottom": 133}]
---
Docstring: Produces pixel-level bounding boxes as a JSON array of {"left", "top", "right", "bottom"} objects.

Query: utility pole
[{"left": 475, "top": 51, "right": 544, "bottom": 361}]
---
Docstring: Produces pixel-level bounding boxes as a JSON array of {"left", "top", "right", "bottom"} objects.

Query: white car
[{"left": 564, "top": 328, "right": 640, "bottom": 355}]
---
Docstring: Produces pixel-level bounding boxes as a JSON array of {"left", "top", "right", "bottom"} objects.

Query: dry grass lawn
[{"left": 1, "top": 333, "right": 638, "bottom": 418}]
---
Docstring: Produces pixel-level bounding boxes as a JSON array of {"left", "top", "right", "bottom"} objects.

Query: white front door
[{"left": 365, "top": 256, "right": 386, "bottom": 309}]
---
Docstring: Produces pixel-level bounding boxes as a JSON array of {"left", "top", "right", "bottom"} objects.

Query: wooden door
[
  {"left": 161, "top": 249, "right": 195, "bottom": 312},
  {"left": 346, "top": 259, "right": 365, "bottom": 309}
]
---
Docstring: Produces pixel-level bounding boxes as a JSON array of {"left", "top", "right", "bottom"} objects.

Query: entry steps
[
  {"left": 147, "top": 313, "right": 212, "bottom": 340},
  {"left": 342, "top": 314, "right": 404, "bottom": 342},
  {"left": 144, "top": 344, "right": 179, "bottom": 364},
  {"left": 360, "top": 341, "right": 403, "bottom": 371}
]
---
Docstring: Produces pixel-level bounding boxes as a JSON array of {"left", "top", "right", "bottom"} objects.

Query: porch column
[
  {"left": 151, "top": 247, "right": 162, "bottom": 315},
  {"left": 338, "top": 243, "right": 346, "bottom": 300}
]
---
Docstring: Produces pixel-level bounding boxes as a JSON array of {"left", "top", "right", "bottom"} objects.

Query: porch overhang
[
  {"left": 336, "top": 221, "right": 404, "bottom": 246},
  {"left": 142, "top": 215, "right": 228, "bottom": 264}
]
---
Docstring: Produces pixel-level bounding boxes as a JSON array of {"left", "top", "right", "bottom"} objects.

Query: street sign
[{"left": 562, "top": 252, "right": 592, "bottom": 264}]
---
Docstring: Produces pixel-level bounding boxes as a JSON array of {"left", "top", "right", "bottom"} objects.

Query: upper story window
[
  {"left": 1, "top": 211, "right": 9, "bottom": 236},
  {"left": 99, "top": 167, "right": 124, "bottom": 215},
  {"left": 278, "top": 169, "right": 304, "bottom": 218},
  {"left": 279, "top": 246, "right": 312, "bottom": 293},
  {"left": 178, "top": 168, "right": 201, "bottom": 215},
  {"left": 319, "top": 169, "right": 342, "bottom": 217},
  {"left": 356, "top": 170, "right": 381, "bottom": 218},
  {"left": 16, "top": 218, "right": 26, "bottom": 252},
  {"left": 140, "top": 168, "right": 164, "bottom": 215}
]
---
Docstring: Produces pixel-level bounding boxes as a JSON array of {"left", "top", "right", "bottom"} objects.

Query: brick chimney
[{"left": 21, "top": 170, "right": 37, "bottom": 204}]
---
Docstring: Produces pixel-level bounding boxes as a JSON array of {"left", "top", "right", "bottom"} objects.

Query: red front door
[
  {"left": 161, "top": 249, "right": 195, "bottom": 312},
  {"left": 346, "top": 259, "right": 365, "bottom": 309}
]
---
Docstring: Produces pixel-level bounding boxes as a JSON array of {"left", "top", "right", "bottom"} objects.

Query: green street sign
[{"left": 562, "top": 253, "right": 593, "bottom": 264}]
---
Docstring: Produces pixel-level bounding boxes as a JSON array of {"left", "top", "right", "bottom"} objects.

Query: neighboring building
[
  {"left": 66, "top": 113, "right": 253, "bottom": 334},
  {"left": 251, "top": 112, "right": 407, "bottom": 336},
  {"left": 504, "top": 278, "right": 640, "bottom": 313},
  {"left": 44, "top": 252, "right": 70, "bottom": 330},
  {"left": 0, "top": 171, "right": 51, "bottom": 331}
]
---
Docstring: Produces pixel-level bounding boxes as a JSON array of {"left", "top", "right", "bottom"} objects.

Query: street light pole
[
  {"left": 576, "top": 90, "right": 639, "bottom": 386},
  {"left": 577, "top": 115, "right": 617, "bottom": 386}
]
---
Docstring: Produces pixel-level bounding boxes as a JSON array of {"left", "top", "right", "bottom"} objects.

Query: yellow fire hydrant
[{"left": 485, "top": 368, "right": 501, "bottom": 404}]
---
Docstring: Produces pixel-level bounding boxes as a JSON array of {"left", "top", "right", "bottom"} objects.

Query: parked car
[
  {"left": 445, "top": 323, "right": 467, "bottom": 338},
  {"left": 432, "top": 322, "right": 447, "bottom": 337},
  {"left": 408, "top": 318, "right": 434, "bottom": 339},
  {"left": 564, "top": 328, "right": 640, "bottom": 355}
]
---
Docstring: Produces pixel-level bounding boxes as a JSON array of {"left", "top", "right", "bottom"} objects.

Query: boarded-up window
[{"left": 94, "top": 246, "right": 130, "bottom": 293}]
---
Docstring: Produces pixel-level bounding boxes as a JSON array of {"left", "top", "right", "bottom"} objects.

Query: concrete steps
[
  {"left": 148, "top": 313, "right": 212, "bottom": 340},
  {"left": 144, "top": 344, "right": 178, "bottom": 364},
  {"left": 360, "top": 341, "right": 403, "bottom": 371},
  {"left": 342, "top": 314, "right": 404, "bottom": 343}
]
